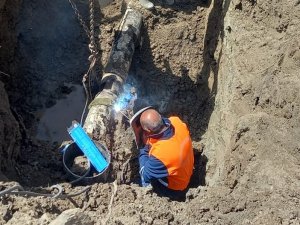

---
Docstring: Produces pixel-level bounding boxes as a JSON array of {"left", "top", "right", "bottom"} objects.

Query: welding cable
[
  {"left": 69, "top": 159, "right": 92, "bottom": 185},
  {"left": 0, "top": 184, "right": 90, "bottom": 199},
  {"left": 61, "top": 143, "right": 93, "bottom": 185},
  {"left": 0, "top": 184, "right": 61, "bottom": 198},
  {"left": 0, "top": 185, "right": 24, "bottom": 196},
  {"left": 13, "top": 185, "right": 63, "bottom": 198},
  {"left": 61, "top": 186, "right": 91, "bottom": 198}
]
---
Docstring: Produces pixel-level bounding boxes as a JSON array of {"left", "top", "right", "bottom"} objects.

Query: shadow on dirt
[
  {"left": 3, "top": 0, "right": 94, "bottom": 187},
  {"left": 198, "top": 0, "right": 231, "bottom": 92},
  {"left": 8, "top": 0, "right": 92, "bottom": 128}
]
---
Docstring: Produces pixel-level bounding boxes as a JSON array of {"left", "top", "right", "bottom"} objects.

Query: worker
[
  {"left": 139, "top": 0, "right": 175, "bottom": 10},
  {"left": 138, "top": 108, "right": 194, "bottom": 199}
]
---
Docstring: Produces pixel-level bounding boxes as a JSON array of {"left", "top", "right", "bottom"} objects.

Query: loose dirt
[{"left": 0, "top": 0, "right": 300, "bottom": 224}]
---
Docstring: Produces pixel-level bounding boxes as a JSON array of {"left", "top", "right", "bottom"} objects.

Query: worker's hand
[{"left": 142, "top": 131, "right": 148, "bottom": 145}]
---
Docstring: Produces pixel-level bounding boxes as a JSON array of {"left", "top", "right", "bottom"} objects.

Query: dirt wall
[
  {"left": 205, "top": 0, "right": 300, "bottom": 186},
  {"left": 0, "top": 0, "right": 22, "bottom": 73},
  {"left": 0, "top": 0, "right": 22, "bottom": 176},
  {"left": 202, "top": 0, "right": 300, "bottom": 223}
]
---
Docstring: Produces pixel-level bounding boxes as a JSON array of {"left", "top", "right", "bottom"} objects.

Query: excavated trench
[
  {"left": 1, "top": 0, "right": 300, "bottom": 224},
  {"left": 1, "top": 0, "right": 215, "bottom": 187}
]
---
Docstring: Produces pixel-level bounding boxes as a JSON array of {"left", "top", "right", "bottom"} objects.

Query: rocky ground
[{"left": 0, "top": 0, "right": 300, "bottom": 224}]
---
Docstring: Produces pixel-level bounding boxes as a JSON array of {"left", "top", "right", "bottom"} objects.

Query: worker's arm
[
  {"left": 139, "top": 118, "right": 173, "bottom": 186},
  {"left": 139, "top": 145, "right": 168, "bottom": 187}
]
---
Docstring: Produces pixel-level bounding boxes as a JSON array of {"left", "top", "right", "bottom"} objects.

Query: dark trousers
[{"left": 151, "top": 180, "right": 188, "bottom": 201}]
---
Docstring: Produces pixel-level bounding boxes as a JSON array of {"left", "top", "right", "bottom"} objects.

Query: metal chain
[
  {"left": 68, "top": 0, "right": 91, "bottom": 39},
  {"left": 88, "top": 0, "right": 99, "bottom": 59},
  {"left": 67, "top": 0, "right": 99, "bottom": 61},
  {"left": 67, "top": 0, "right": 101, "bottom": 124}
]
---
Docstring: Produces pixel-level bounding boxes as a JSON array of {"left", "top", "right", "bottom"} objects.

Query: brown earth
[{"left": 0, "top": 0, "right": 300, "bottom": 224}]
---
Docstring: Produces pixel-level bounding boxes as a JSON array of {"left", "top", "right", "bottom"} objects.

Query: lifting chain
[
  {"left": 67, "top": 0, "right": 101, "bottom": 124},
  {"left": 88, "top": 0, "right": 99, "bottom": 59},
  {"left": 68, "top": 0, "right": 91, "bottom": 40},
  {"left": 68, "top": 0, "right": 99, "bottom": 59}
]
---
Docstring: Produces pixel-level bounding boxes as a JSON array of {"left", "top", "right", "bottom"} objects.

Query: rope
[
  {"left": 101, "top": 180, "right": 118, "bottom": 225},
  {"left": 100, "top": 156, "right": 137, "bottom": 224},
  {"left": 81, "top": 57, "right": 96, "bottom": 125},
  {"left": 0, "top": 71, "right": 11, "bottom": 77}
]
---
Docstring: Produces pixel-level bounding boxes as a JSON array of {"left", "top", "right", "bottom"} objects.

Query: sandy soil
[{"left": 0, "top": 0, "right": 300, "bottom": 224}]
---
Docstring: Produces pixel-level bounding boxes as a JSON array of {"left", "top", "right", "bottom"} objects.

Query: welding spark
[
  {"left": 113, "top": 84, "right": 137, "bottom": 113},
  {"left": 113, "top": 103, "right": 121, "bottom": 112}
]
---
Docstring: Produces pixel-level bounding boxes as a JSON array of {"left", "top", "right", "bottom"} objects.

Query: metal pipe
[{"left": 83, "top": 8, "right": 143, "bottom": 138}]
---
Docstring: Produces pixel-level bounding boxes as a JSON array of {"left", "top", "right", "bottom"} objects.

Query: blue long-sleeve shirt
[{"left": 139, "top": 118, "right": 174, "bottom": 187}]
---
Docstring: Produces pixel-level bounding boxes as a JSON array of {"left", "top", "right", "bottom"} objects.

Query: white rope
[
  {"left": 80, "top": 57, "right": 96, "bottom": 125},
  {"left": 101, "top": 180, "right": 118, "bottom": 225},
  {"left": 0, "top": 71, "right": 11, "bottom": 77}
]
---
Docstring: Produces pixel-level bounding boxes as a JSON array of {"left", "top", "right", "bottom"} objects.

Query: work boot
[
  {"left": 139, "top": 0, "right": 154, "bottom": 9},
  {"left": 165, "top": 0, "right": 174, "bottom": 5}
]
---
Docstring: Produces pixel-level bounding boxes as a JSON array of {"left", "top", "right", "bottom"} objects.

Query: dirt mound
[{"left": 0, "top": 0, "right": 300, "bottom": 224}]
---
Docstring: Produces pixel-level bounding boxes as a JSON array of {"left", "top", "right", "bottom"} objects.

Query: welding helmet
[{"left": 130, "top": 106, "right": 154, "bottom": 149}]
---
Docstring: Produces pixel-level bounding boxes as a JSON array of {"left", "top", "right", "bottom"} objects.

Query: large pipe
[{"left": 83, "top": 8, "right": 143, "bottom": 138}]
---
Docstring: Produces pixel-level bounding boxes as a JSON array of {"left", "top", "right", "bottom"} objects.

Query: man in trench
[{"left": 132, "top": 108, "right": 194, "bottom": 200}]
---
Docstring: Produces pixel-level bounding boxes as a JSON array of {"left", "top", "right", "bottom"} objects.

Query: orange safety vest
[{"left": 146, "top": 117, "right": 194, "bottom": 191}]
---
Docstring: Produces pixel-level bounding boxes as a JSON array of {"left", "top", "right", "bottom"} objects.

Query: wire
[
  {"left": 0, "top": 184, "right": 90, "bottom": 199},
  {"left": 119, "top": 110, "right": 130, "bottom": 121},
  {"left": 80, "top": 57, "right": 96, "bottom": 125},
  {"left": 0, "top": 71, "right": 11, "bottom": 77}
]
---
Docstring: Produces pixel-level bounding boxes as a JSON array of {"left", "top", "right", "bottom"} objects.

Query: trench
[
  {"left": 2, "top": 0, "right": 300, "bottom": 223},
  {"left": 2, "top": 0, "right": 226, "bottom": 189}
]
